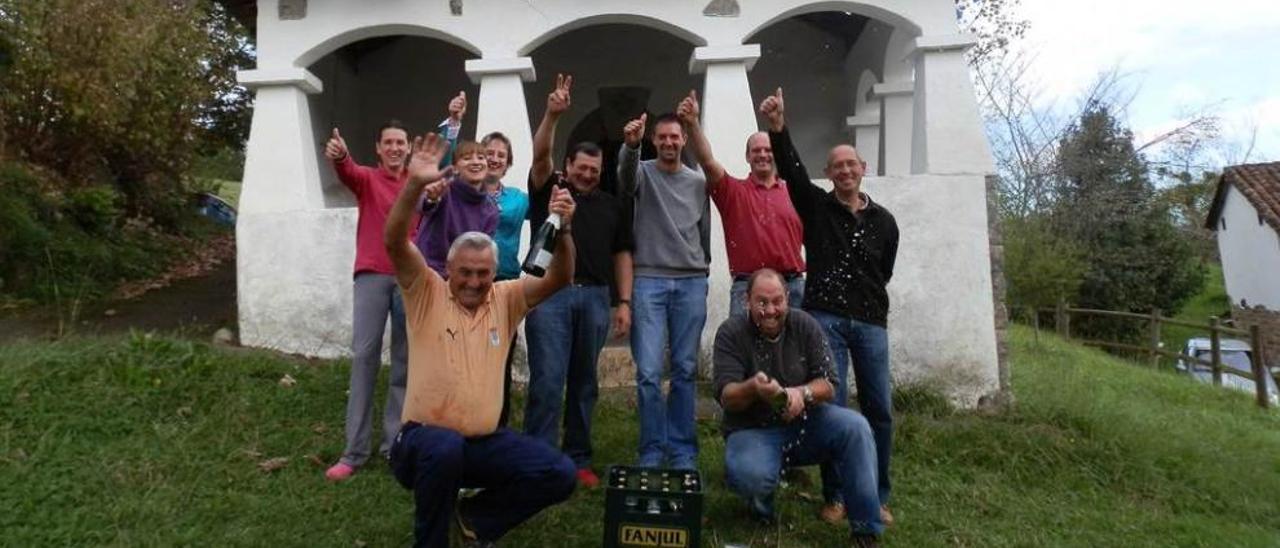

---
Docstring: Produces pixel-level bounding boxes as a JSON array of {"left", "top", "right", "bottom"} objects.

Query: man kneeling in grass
[
  {"left": 383, "top": 133, "right": 579, "bottom": 547},
  {"left": 714, "top": 269, "right": 884, "bottom": 547}
]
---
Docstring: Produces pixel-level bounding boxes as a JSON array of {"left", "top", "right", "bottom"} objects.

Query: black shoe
[{"left": 850, "top": 533, "right": 881, "bottom": 548}]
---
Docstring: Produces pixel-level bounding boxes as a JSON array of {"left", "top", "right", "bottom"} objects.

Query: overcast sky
[{"left": 1011, "top": 0, "right": 1280, "bottom": 165}]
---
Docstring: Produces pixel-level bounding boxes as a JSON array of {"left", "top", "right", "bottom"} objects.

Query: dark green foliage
[
  {"left": 0, "top": 0, "right": 252, "bottom": 228},
  {"left": 0, "top": 162, "right": 195, "bottom": 303},
  {"left": 1047, "top": 105, "right": 1205, "bottom": 340},
  {"left": 1003, "top": 214, "right": 1087, "bottom": 313}
]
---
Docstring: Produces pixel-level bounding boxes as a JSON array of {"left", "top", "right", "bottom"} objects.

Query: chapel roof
[{"left": 1206, "top": 162, "right": 1280, "bottom": 238}]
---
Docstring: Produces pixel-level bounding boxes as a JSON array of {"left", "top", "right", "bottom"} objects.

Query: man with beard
[
  {"left": 760, "top": 88, "right": 900, "bottom": 526},
  {"left": 523, "top": 74, "right": 634, "bottom": 487},
  {"left": 714, "top": 269, "right": 883, "bottom": 547},
  {"left": 618, "top": 111, "right": 710, "bottom": 470},
  {"left": 385, "top": 133, "right": 579, "bottom": 548}
]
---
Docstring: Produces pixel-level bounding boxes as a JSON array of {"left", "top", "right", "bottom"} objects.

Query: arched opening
[
  {"left": 305, "top": 35, "right": 479, "bottom": 207},
  {"left": 744, "top": 11, "right": 899, "bottom": 171},
  {"left": 524, "top": 23, "right": 700, "bottom": 197}
]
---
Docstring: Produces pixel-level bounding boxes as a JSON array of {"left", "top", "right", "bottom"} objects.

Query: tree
[
  {"left": 1050, "top": 105, "right": 1204, "bottom": 339},
  {"left": 1003, "top": 214, "right": 1086, "bottom": 314},
  {"left": 0, "top": 0, "right": 252, "bottom": 226}
]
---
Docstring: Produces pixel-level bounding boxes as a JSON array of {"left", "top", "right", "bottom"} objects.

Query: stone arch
[
  {"left": 517, "top": 13, "right": 708, "bottom": 56},
  {"left": 293, "top": 23, "right": 482, "bottom": 68},
  {"left": 742, "top": 1, "right": 923, "bottom": 44}
]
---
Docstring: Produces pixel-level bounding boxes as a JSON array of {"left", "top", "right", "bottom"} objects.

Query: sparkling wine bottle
[{"left": 521, "top": 212, "right": 561, "bottom": 277}]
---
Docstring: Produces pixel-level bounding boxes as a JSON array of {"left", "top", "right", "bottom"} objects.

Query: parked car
[
  {"left": 196, "top": 192, "right": 237, "bottom": 227},
  {"left": 1175, "top": 338, "right": 1279, "bottom": 405}
]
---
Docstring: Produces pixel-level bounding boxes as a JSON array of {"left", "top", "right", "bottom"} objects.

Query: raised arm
[
  {"left": 530, "top": 74, "right": 572, "bottom": 191},
  {"left": 522, "top": 186, "right": 576, "bottom": 307},
  {"left": 325, "top": 128, "right": 366, "bottom": 194},
  {"left": 435, "top": 91, "right": 466, "bottom": 167},
  {"left": 617, "top": 113, "right": 647, "bottom": 198},
  {"left": 386, "top": 134, "right": 451, "bottom": 289},
  {"left": 676, "top": 90, "right": 726, "bottom": 189},
  {"left": 760, "top": 87, "right": 823, "bottom": 217}
]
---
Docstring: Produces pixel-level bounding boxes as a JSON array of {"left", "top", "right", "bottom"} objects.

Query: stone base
[{"left": 1231, "top": 305, "right": 1280, "bottom": 368}]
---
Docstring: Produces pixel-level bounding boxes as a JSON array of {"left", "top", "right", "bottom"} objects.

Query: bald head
[
  {"left": 745, "top": 132, "right": 775, "bottom": 180},
  {"left": 823, "top": 143, "right": 867, "bottom": 195}
]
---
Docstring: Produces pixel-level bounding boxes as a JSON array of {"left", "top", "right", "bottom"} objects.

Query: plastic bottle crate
[{"left": 602, "top": 465, "right": 703, "bottom": 548}]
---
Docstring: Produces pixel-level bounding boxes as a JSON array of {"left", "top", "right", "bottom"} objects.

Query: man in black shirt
[
  {"left": 523, "top": 73, "right": 635, "bottom": 488},
  {"left": 714, "top": 269, "right": 883, "bottom": 546},
  {"left": 759, "top": 88, "right": 900, "bottom": 526}
]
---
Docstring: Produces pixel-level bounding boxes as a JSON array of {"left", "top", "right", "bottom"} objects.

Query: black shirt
[
  {"left": 768, "top": 128, "right": 900, "bottom": 327},
  {"left": 528, "top": 173, "right": 634, "bottom": 301},
  {"left": 713, "top": 311, "right": 836, "bottom": 436}
]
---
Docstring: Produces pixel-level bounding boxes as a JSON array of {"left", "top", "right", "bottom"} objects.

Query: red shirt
[
  {"left": 333, "top": 156, "right": 418, "bottom": 276},
  {"left": 709, "top": 172, "right": 806, "bottom": 276}
]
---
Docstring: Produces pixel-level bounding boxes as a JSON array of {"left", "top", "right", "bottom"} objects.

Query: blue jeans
[
  {"left": 389, "top": 423, "right": 576, "bottom": 547},
  {"left": 631, "top": 275, "right": 708, "bottom": 468},
  {"left": 809, "top": 309, "right": 892, "bottom": 504},
  {"left": 524, "top": 285, "right": 611, "bottom": 467},
  {"left": 724, "top": 404, "right": 883, "bottom": 536},
  {"left": 729, "top": 275, "right": 805, "bottom": 317}
]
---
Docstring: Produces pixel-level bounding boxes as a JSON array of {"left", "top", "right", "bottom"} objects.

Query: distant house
[{"left": 1206, "top": 162, "right": 1280, "bottom": 366}]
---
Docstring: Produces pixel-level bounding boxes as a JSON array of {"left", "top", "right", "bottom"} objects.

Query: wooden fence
[{"left": 1034, "top": 302, "right": 1274, "bottom": 409}]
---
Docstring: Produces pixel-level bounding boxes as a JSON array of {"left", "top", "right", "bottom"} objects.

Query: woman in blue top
[{"left": 482, "top": 131, "right": 530, "bottom": 427}]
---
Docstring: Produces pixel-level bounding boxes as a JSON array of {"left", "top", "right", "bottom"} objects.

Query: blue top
[{"left": 491, "top": 184, "right": 530, "bottom": 280}]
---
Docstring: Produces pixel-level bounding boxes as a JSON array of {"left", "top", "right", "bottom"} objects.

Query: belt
[{"left": 732, "top": 272, "right": 803, "bottom": 283}]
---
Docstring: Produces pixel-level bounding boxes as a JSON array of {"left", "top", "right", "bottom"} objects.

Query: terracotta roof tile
[
  {"left": 1209, "top": 162, "right": 1280, "bottom": 237},
  {"left": 1227, "top": 162, "right": 1280, "bottom": 234}
]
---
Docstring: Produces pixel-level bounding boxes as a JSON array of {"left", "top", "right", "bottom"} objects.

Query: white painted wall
[{"left": 1217, "top": 185, "right": 1280, "bottom": 309}]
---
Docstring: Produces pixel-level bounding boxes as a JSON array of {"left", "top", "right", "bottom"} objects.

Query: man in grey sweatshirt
[{"left": 617, "top": 112, "right": 711, "bottom": 469}]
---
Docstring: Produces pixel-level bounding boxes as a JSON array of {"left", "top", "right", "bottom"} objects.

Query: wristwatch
[{"left": 802, "top": 385, "right": 814, "bottom": 405}]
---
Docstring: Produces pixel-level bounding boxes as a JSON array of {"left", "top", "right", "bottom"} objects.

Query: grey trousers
[{"left": 341, "top": 272, "right": 408, "bottom": 467}]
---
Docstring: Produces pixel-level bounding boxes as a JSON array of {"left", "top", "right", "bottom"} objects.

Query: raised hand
[
  {"left": 547, "top": 185, "right": 577, "bottom": 228},
  {"left": 676, "top": 90, "right": 700, "bottom": 126},
  {"left": 406, "top": 133, "right": 451, "bottom": 185},
  {"left": 324, "top": 128, "right": 349, "bottom": 160},
  {"left": 448, "top": 91, "right": 467, "bottom": 122},
  {"left": 422, "top": 179, "right": 448, "bottom": 202},
  {"left": 759, "top": 87, "right": 785, "bottom": 132},
  {"left": 547, "top": 73, "right": 573, "bottom": 116},
  {"left": 623, "top": 113, "right": 647, "bottom": 148}
]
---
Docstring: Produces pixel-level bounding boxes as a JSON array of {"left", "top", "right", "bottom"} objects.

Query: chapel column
[
  {"left": 909, "top": 34, "right": 995, "bottom": 174},
  {"left": 872, "top": 81, "right": 913, "bottom": 177},
  {"left": 466, "top": 57, "right": 537, "bottom": 190},
  {"left": 237, "top": 68, "right": 326, "bottom": 213}
]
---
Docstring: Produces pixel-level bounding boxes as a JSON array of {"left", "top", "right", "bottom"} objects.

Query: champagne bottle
[{"left": 521, "top": 212, "right": 561, "bottom": 277}]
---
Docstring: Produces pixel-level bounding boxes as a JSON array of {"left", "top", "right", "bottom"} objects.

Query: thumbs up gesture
[
  {"left": 677, "top": 90, "right": 700, "bottom": 127},
  {"left": 325, "top": 128, "right": 349, "bottom": 161},
  {"left": 759, "top": 87, "right": 785, "bottom": 132},
  {"left": 448, "top": 91, "right": 467, "bottom": 123},
  {"left": 623, "top": 113, "right": 647, "bottom": 148}
]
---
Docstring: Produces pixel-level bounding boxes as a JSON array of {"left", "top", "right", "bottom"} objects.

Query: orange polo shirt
[{"left": 399, "top": 262, "right": 529, "bottom": 437}]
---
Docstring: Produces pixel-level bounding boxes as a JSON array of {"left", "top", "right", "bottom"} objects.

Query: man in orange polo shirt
[{"left": 383, "top": 133, "right": 579, "bottom": 547}]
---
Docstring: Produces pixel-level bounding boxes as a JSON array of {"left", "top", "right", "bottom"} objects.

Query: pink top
[
  {"left": 333, "top": 156, "right": 418, "bottom": 276},
  {"left": 709, "top": 172, "right": 806, "bottom": 276}
]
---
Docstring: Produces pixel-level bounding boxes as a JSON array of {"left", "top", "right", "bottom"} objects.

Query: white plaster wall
[
  {"left": 1217, "top": 186, "right": 1280, "bottom": 309},
  {"left": 238, "top": 209, "right": 358, "bottom": 358}
]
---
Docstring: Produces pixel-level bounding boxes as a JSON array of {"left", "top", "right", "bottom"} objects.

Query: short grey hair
[{"left": 446, "top": 231, "right": 499, "bottom": 264}]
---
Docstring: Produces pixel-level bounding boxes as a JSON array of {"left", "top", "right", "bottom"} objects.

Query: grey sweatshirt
[{"left": 617, "top": 144, "right": 711, "bottom": 277}]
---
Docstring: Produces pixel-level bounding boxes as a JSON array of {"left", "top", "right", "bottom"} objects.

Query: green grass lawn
[{"left": 3, "top": 326, "right": 1279, "bottom": 546}]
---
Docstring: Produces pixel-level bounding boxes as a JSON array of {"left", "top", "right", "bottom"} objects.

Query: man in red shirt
[
  {"left": 321, "top": 120, "right": 417, "bottom": 482},
  {"left": 677, "top": 90, "right": 806, "bottom": 316}
]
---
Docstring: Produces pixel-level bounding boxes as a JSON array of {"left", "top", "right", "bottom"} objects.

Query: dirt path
[{"left": 0, "top": 259, "right": 237, "bottom": 344}]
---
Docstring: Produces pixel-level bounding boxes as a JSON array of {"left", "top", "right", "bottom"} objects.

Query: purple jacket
[{"left": 414, "top": 178, "right": 499, "bottom": 277}]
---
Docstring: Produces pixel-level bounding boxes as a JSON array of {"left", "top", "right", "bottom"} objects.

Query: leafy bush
[{"left": 65, "top": 186, "right": 120, "bottom": 234}]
